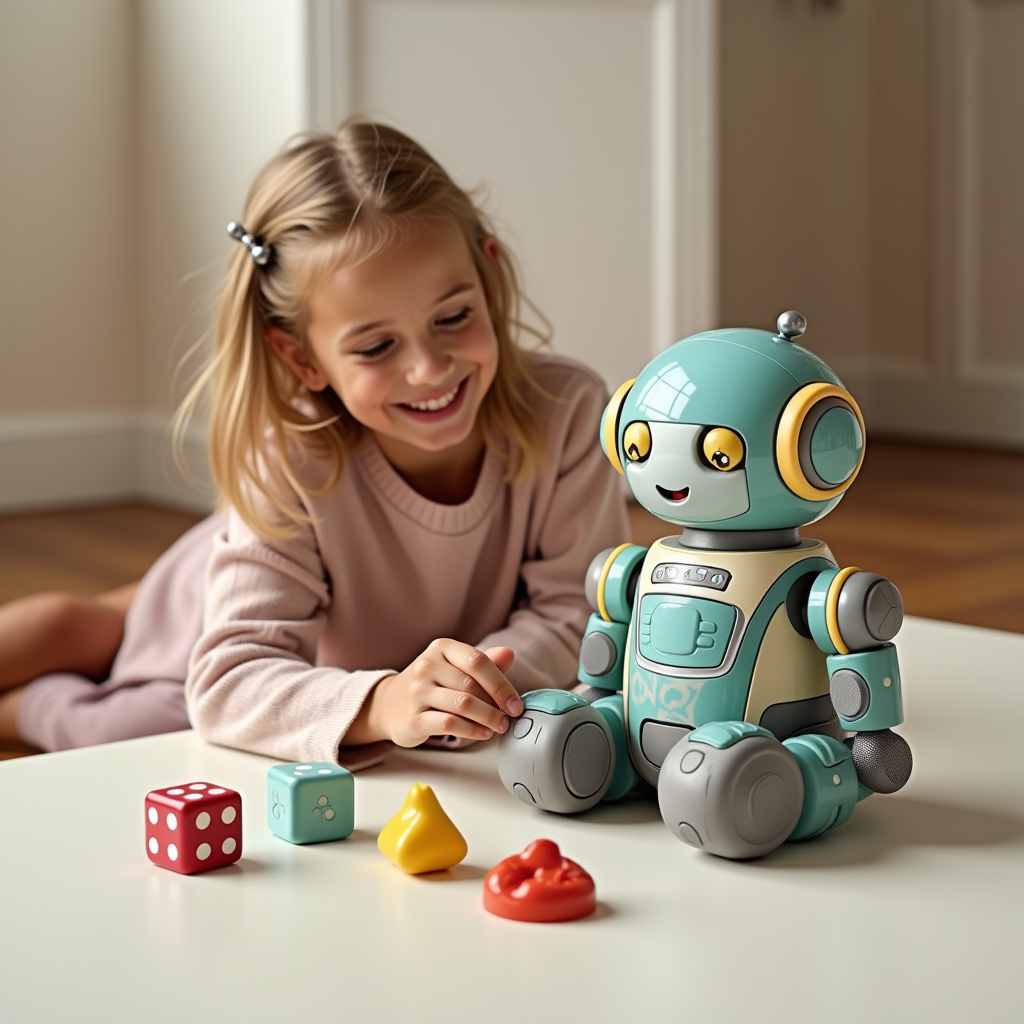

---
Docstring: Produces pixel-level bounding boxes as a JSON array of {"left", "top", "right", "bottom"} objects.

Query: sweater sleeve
[
  {"left": 475, "top": 365, "right": 630, "bottom": 692},
  {"left": 186, "top": 509, "right": 393, "bottom": 771}
]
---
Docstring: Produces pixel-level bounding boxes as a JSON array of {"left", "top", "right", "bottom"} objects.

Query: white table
[{"left": 2, "top": 617, "right": 1022, "bottom": 1023}]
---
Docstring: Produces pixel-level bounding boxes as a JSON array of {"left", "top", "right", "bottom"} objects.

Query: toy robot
[{"left": 497, "top": 312, "right": 912, "bottom": 859}]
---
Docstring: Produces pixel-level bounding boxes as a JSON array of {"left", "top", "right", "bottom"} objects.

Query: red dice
[{"left": 145, "top": 782, "right": 242, "bottom": 874}]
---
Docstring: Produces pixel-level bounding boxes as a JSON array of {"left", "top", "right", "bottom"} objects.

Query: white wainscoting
[{"left": 0, "top": 412, "right": 213, "bottom": 514}]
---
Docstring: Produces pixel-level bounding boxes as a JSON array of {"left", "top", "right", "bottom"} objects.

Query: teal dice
[{"left": 266, "top": 762, "right": 354, "bottom": 844}]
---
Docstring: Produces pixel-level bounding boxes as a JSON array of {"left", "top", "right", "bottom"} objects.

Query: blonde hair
[{"left": 176, "top": 119, "right": 550, "bottom": 537}]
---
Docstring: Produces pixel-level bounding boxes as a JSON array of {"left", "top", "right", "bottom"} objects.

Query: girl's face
[{"left": 279, "top": 222, "right": 499, "bottom": 473}]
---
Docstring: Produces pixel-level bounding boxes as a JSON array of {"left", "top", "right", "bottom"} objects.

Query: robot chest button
[{"left": 638, "top": 595, "right": 737, "bottom": 669}]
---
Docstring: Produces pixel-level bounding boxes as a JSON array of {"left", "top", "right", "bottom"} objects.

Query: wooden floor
[
  {"left": 0, "top": 503, "right": 203, "bottom": 603},
  {"left": 1, "top": 439, "right": 1021, "bottom": 760},
  {"left": 0, "top": 504, "right": 203, "bottom": 762}
]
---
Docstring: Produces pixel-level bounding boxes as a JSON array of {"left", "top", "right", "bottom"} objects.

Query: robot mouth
[{"left": 656, "top": 485, "right": 690, "bottom": 503}]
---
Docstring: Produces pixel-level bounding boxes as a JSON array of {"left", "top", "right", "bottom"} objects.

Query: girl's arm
[
  {"left": 186, "top": 516, "right": 396, "bottom": 769},
  {"left": 474, "top": 363, "right": 631, "bottom": 692},
  {"left": 187, "top": 511, "right": 523, "bottom": 768}
]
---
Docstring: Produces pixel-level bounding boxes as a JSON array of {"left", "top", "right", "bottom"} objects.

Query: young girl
[{"left": 1, "top": 120, "right": 628, "bottom": 768}]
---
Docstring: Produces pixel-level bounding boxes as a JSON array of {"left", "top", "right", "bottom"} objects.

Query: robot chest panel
[
  {"left": 637, "top": 593, "right": 738, "bottom": 670},
  {"left": 631, "top": 539, "right": 823, "bottom": 677}
]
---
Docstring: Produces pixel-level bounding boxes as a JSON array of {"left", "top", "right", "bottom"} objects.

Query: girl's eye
[
  {"left": 356, "top": 338, "right": 394, "bottom": 359},
  {"left": 436, "top": 307, "right": 471, "bottom": 328}
]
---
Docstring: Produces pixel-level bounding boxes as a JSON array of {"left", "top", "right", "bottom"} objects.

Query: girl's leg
[
  {"left": 15, "top": 676, "right": 189, "bottom": 751},
  {"left": 0, "top": 686, "right": 26, "bottom": 743},
  {"left": 0, "top": 583, "right": 138, "bottom": 692}
]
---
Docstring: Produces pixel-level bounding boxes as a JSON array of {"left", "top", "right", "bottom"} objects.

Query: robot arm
[
  {"left": 577, "top": 544, "right": 647, "bottom": 690},
  {"left": 803, "top": 567, "right": 913, "bottom": 794}
]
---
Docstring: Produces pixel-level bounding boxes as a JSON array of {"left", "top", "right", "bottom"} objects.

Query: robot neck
[{"left": 679, "top": 527, "right": 802, "bottom": 551}]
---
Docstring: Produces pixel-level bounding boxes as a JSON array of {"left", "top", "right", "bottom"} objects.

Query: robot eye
[
  {"left": 702, "top": 427, "right": 744, "bottom": 471},
  {"left": 623, "top": 421, "right": 652, "bottom": 463}
]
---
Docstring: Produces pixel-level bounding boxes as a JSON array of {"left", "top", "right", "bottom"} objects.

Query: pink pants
[
  {"left": 18, "top": 675, "right": 189, "bottom": 751},
  {"left": 16, "top": 514, "right": 219, "bottom": 752}
]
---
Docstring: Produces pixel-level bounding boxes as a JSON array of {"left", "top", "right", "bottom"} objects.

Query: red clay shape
[{"left": 483, "top": 838, "right": 596, "bottom": 922}]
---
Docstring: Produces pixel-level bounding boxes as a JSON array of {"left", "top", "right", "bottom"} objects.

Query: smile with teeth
[
  {"left": 401, "top": 379, "right": 463, "bottom": 412},
  {"left": 656, "top": 484, "right": 690, "bottom": 503}
]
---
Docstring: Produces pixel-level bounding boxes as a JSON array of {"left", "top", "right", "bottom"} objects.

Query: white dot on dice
[
  {"left": 184, "top": 794, "right": 203, "bottom": 801},
  {"left": 149, "top": 837, "right": 159, "bottom": 854},
  {"left": 209, "top": 788, "right": 225, "bottom": 795},
  {"left": 222, "top": 837, "right": 237, "bottom": 855},
  {"left": 148, "top": 807, "right": 158, "bottom": 824},
  {"left": 318, "top": 769, "right": 331, "bottom": 774},
  {"left": 317, "top": 796, "right": 329, "bottom": 807},
  {"left": 189, "top": 784, "right": 207, "bottom": 790},
  {"left": 167, "top": 788, "right": 184, "bottom": 795},
  {"left": 221, "top": 806, "right": 236, "bottom": 825},
  {"left": 296, "top": 765, "right": 312, "bottom": 770},
  {"left": 196, "top": 812, "right": 210, "bottom": 830},
  {"left": 324, "top": 809, "right": 335, "bottom": 821},
  {"left": 168, "top": 844, "right": 178, "bottom": 861},
  {"left": 166, "top": 813, "right": 178, "bottom": 830},
  {"left": 196, "top": 843, "right": 211, "bottom": 861}
]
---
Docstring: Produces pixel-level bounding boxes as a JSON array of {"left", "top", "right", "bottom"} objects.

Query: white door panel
[
  {"left": 890, "top": 0, "right": 1024, "bottom": 447},
  {"left": 716, "top": 0, "right": 1024, "bottom": 448}
]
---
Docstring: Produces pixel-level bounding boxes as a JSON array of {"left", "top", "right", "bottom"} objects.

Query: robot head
[{"left": 601, "top": 312, "right": 865, "bottom": 531}]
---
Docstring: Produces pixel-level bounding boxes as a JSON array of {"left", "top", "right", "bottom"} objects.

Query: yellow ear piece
[
  {"left": 776, "top": 383, "right": 866, "bottom": 500},
  {"left": 702, "top": 427, "right": 744, "bottom": 471},
  {"left": 601, "top": 378, "right": 636, "bottom": 475}
]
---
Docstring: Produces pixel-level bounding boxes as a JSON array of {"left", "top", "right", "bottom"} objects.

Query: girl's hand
[{"left": 360, "top": 640, "right": 522, "bottom": 748}]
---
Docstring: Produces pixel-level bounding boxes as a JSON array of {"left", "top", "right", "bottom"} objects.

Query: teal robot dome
[{"left": 600, "top": 311, "right": 866, "bottom": 531}]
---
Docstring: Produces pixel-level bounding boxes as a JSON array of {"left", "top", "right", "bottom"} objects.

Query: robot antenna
[{"left": 777, "top": 310, "right": 807, "bottom": 341}]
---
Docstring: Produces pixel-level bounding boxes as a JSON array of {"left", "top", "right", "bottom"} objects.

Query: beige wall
[
  {"left": 719, "top": 0, "right": 879, "bottom": 374},
  {"left": 137, "top": 0, "right": 307, "bottom": 416},
  {"left": 3, "top": 0, "right": 1019, "bottom": 513},
  {"left": 868, "top": 0, "right": 935, "bottom": 374},
  {"left": 0, "top": 0, "right": 308, "bottom": 510},
  {"left": 0, "top": 0, "right": 138, "bottom": 417}
]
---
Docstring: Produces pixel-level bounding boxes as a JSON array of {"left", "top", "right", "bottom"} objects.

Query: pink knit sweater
[{"left": 186, "top": 354, "right": 629, "bottom": 771}]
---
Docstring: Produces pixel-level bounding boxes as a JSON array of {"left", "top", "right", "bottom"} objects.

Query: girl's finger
[
  {"left": 418, "top": 710, "right": 494, "bottom": 742},
  {"left": 435, "top": 639, "right": 524, "bottom": 717},
  {"left": 427, "top": 659, "right": 494, "bottom": 705},
  {"left": 483, "top": 645, "right": 515, "bottom": 676},
  {"left": 429, "top": 681, "right": 509, "bottom": 735}
]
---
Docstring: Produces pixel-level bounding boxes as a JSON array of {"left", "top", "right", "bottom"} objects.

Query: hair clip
[{"left": 226, "top": 221, "right": 272, "bottom": 266}]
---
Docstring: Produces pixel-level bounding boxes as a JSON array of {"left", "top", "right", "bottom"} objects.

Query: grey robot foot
[
  {"left": 657, "top": 722, "right": 804, "bottom": 859},
  {"left": 497, "top": 690, "right": 616, "bottom": 814},
  {"left": 849, "top": 728, "right": 913, "bottom": 794}
]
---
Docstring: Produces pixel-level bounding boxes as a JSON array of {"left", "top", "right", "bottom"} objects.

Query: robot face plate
[{"left": 625, "top": 422, "right": 750, "bottom": 524}]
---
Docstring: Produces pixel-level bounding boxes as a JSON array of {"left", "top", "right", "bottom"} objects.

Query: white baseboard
[{"left": 0, "top": 411, "right": 215, "bottom": 514}]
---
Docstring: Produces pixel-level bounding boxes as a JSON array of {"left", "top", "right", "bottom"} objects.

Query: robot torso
[{"left": 625, "top": 537, "right": 839, "bottom": 785}]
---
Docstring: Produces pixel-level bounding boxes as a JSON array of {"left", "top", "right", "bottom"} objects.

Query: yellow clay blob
[{"left": 377, "top": 783, "right": 468, "bottom": 875}]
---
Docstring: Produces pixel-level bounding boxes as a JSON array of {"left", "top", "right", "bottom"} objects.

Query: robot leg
[
  {"left": 657, "top": 722, "right": 804, "bottom": 859},
  {"left": 497, "top": 689, "right": 637, "bottom": 813},
  {"left": 783, "top": 733, "right": 860, "bottom": 840}
]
